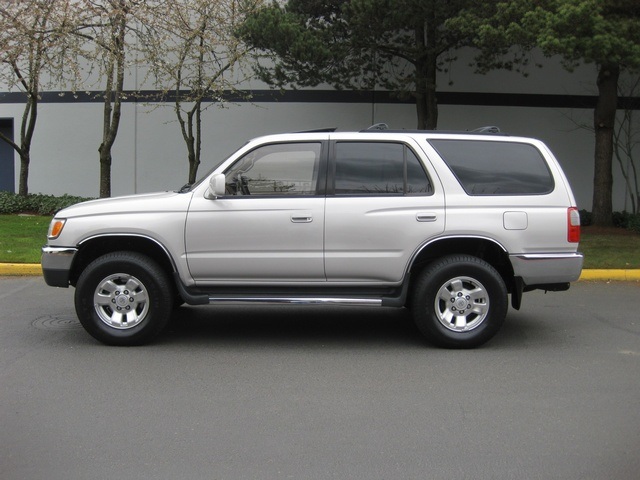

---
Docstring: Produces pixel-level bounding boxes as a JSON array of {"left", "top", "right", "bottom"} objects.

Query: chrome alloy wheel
[
  {"left": 93, "top": 273, "right": 149, "bottom": 329},
  {"left": 435, "top": 276, "right": 490, "bottom": 332}
]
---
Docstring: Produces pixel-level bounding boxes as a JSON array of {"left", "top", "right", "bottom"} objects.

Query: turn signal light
[
  {"left": 47, "top": 219, "right": 66, "bottom": 240},
  {"left": 567, "top": 208, "right": 580, "bottom": 243}
]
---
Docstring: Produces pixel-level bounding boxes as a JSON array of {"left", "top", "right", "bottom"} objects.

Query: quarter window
[
  {"left": 224, "top": 143, "right": 322, "bottom": 196},
  {"left": 334, "top": 142, "right": 432, "bottom": 195},
  {"left": 430, "top": 140, "right": 554, "bottom": 195}
]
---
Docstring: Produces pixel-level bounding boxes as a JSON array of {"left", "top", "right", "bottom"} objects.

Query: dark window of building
[{"left": 0, "top": 119, "right": 15, "bottom": 193}]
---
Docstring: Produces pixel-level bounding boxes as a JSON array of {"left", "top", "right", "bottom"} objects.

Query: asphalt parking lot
[{"left": 1, "top": 277, "right": 639, "bottom": 480}]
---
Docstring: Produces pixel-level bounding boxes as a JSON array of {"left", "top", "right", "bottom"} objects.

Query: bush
[
  {"left": 580, "top": 209, "right": 640, "bottom": 233},
  {"left": 612, "top": 210, "right": 631, "bottom": 229},
  {"left": 628, "top": 214, "right": 640, "bottom": 234},
  {"left": 0, "top": 191, "right": 94, "bottom": 216}
]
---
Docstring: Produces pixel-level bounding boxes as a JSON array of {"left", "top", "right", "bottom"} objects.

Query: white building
[{"left": 0, "top": 49, "right": 638, "bottom": 212}]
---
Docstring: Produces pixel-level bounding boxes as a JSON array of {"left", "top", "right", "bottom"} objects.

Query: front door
[{"left": 186, "top": 141, "right": 327, "bottom": 285}]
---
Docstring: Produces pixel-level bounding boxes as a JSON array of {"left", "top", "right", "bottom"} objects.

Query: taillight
[{"left": 567, "top": 207, "right": 580, "bottom": 243}]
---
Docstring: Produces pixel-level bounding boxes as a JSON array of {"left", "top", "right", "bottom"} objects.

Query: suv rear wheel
[
  {"left": 74, "top": 252, "right": 173, "bottom": 346},
  {"left": 411, "top": 255, "right": 508, "bottom": 348}
]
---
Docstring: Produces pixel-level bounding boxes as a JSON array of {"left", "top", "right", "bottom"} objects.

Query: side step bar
[
  {"left": 173, "top": 274, "right": 407, "bottom": 308},
  {"left": 206, "top": 296, "right": 382, "bottom": 306}
]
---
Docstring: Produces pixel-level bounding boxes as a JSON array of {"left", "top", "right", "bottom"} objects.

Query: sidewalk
[{"left": 1, "top": 263, "right": 639, "bottom": 281}]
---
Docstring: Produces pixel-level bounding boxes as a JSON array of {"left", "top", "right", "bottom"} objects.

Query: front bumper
[
  {"left": 509, "top": 252, "right": 584, "bottom": 286},
  {"left": 41, "top": 246, "right": 78, "bottom": 287}
]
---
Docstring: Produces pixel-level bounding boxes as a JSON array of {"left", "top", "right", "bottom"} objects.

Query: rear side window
[
  {"left": 429, "top": 140, "right": 554, "bottom": 195},
  {"left": 334, "top": 142, "right": 432, "bottom": 195}
]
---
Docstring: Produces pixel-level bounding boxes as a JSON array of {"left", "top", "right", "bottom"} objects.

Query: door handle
[
  {"left": 416, "top": 213, "right": 437, "bottom": 222},
  {"left": 291, "top": 216, "right": 313, "bottom": 223}
]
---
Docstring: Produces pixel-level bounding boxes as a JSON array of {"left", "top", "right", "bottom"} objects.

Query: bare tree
[
  {"left": 143, "top": 0, "right": 260, "bottom": 184},
  {"left": 72, "top": 0, "right": 146, "bottom": 198},
  {"left": 0, "top": 0, "right": 78, "bottom": 196}
]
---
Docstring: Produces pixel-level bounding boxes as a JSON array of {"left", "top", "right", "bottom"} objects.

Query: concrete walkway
[{"left": 1, "top": 263, "right": 639, "bottom": 281}]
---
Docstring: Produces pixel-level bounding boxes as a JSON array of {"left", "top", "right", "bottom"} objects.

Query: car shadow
[
  {"left": 156, "top": 304, "right": 548, "bottom": 350},
  {"left": 37, "top": 305, "right": 548, "bottom": 350},
  {"left": 158, "top": 304, "right": 426, "bottom": 349}
]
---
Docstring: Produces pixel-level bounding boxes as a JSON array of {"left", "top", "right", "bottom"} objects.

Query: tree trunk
[
  {"left": 186, "top": 133, "right": 197, "bottom": 185},
  {"left": 414, "top": 22, "right": 438, "bottom": 130},
  {"left": 99, "top": 86, "right": 113, "bottom": 198},
  {"left": 424, "top": 5, "right": 438, "bottom": 130},
  {"left": 98, "top": 144, "right": 112, "bottom": 198},
  {"left": 415, "top": 93, "right": 428, "bottom": 130},
  {"left": 18, "top": 92, "right": 38, "bottom": 196},
  {"left": 591, "top": 62, "right": 619, "bottom": 226},
  {"left": 18, "top": 151, "right": 30, "bottom": 197},
  {"left": 414, "top": 9, "right": 438, "bottom": 130}
]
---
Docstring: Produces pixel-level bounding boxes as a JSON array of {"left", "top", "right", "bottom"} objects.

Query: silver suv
[{"left": 42, "top": 127, "right": 583, "bottom": 348}]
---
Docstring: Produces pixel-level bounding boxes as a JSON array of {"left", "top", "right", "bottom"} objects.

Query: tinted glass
[
  {"left": 224, "top": 143, "right": 321, "bottom": 196},
  {"left": 335, "top": 142, "right": 431, "bottom": 195},
  {"left": 429, "top": 140, "right": 554, "bottom": 195}
]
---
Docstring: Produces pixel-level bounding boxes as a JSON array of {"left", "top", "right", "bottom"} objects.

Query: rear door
[{"left": 324, "top": 137, "right": 445, "bottom": 283}]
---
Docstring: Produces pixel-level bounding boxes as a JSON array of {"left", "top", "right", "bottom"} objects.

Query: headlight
[{"left": 47, "top": 218, "right": 66, "bottom": 240}]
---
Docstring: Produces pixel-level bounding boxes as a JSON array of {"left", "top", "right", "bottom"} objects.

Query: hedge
[{"left": 0, "top": 191, "right": 94, "bottom": 216}]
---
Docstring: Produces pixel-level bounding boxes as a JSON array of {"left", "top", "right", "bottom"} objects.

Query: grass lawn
[
  {"left": 0, "top": 215, "right": 51, "bottom": 263},
  {"left": 0, "top": 215, "right": 639, "bottom": 268},
  {"left": 579, "top": 226, "right": 640, "bottom": 269}
]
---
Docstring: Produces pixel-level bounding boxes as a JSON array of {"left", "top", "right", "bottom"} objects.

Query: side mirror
[{"left": 205, "top": 173, "right": 226, "bottom": 199}]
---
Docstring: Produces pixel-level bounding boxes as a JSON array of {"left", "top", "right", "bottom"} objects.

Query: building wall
[{"left": 0, "top": 51, "right": 638, "bottom": 212}]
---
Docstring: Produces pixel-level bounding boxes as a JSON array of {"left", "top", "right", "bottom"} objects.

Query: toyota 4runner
[{"left": 42, "top": 127, "right": 583, "bottom": 348}]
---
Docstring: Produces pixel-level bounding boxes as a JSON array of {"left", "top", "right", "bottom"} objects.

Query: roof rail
[
  {"left": 294, "top": 127, "right": 337, "bottom": 133},
  {"left": 357, "top": 124, "right": 505, "bottom": 135},
  {"left": 365, "top": 123, "right": 389, "bottom": 131},
  {"left": 471, "top": 126, "right": 501, "bottom": 133}
]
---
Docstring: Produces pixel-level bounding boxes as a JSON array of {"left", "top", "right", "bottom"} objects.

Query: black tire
[
  {"left": 74, "top": 251, "right": 173, "bottom": 346},
  {"left": 411, "top": 255, "right": 508, "bottom": 349}
]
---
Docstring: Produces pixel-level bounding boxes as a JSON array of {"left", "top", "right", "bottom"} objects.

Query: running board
[
  {"left": 206, "top": 296, "right": 382, "bottom": 306},
  {"left": 173, "top": 274, "right": 407, "bottom": 308}
]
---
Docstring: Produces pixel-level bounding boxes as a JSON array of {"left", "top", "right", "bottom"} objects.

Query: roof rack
[
  {"left": 294, "top": 127, "right": 337, "bottom": 133},
  {"left": 294, "top": 124, "right": 506, "bottom": 135},
  {"left": 471, "top": 126, "right": 501, "bottom": 133},
  {"left": 358, "top": 123, "right": 505, "bottom": 135},
  {"left": 365, "top": 123, "right": 389, "bottom": 131}
]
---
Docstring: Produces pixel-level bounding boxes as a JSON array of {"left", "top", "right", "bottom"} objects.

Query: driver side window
[{"left": 224, "top": 143, "right": 322, "bottom": 196}]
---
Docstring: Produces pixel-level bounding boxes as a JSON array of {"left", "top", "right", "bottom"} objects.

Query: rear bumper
[
  {"left": 509, "top": 252, "right": 584, "bottom": 285},
  {"left": 41, "top": 246, "right": 77, "bottom": 287}
]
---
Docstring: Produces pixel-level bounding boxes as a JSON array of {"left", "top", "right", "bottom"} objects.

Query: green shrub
[
  {"left": 612, "top": 211, "right": 631, "bottom": 229},
  {"left": 0, "top": 191, "right": 94, "bottom": 216},
  {"left": 557, "top": 209, "right": 640, "bottom": 233},
  {"left": 628, "top": 214, "right": 640, "bottom": 234}
]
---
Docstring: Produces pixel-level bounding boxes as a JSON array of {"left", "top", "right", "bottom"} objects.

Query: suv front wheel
[
  {"left": 74, "top": 252, "right": 173, "bottom": 346},
  {"left": 411, "top": 255, "right": 508, "bottom": 348}
]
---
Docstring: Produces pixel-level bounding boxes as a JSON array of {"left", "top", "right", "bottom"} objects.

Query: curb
[
  {"left": 578, "top": 269, "right": 640, "bottom": 281},
  {"left": 1, "top": 263, "right": 639, "bottom": 281},
  {"left": 0, "top": 264, "right": 43, "bottom": 276}
]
